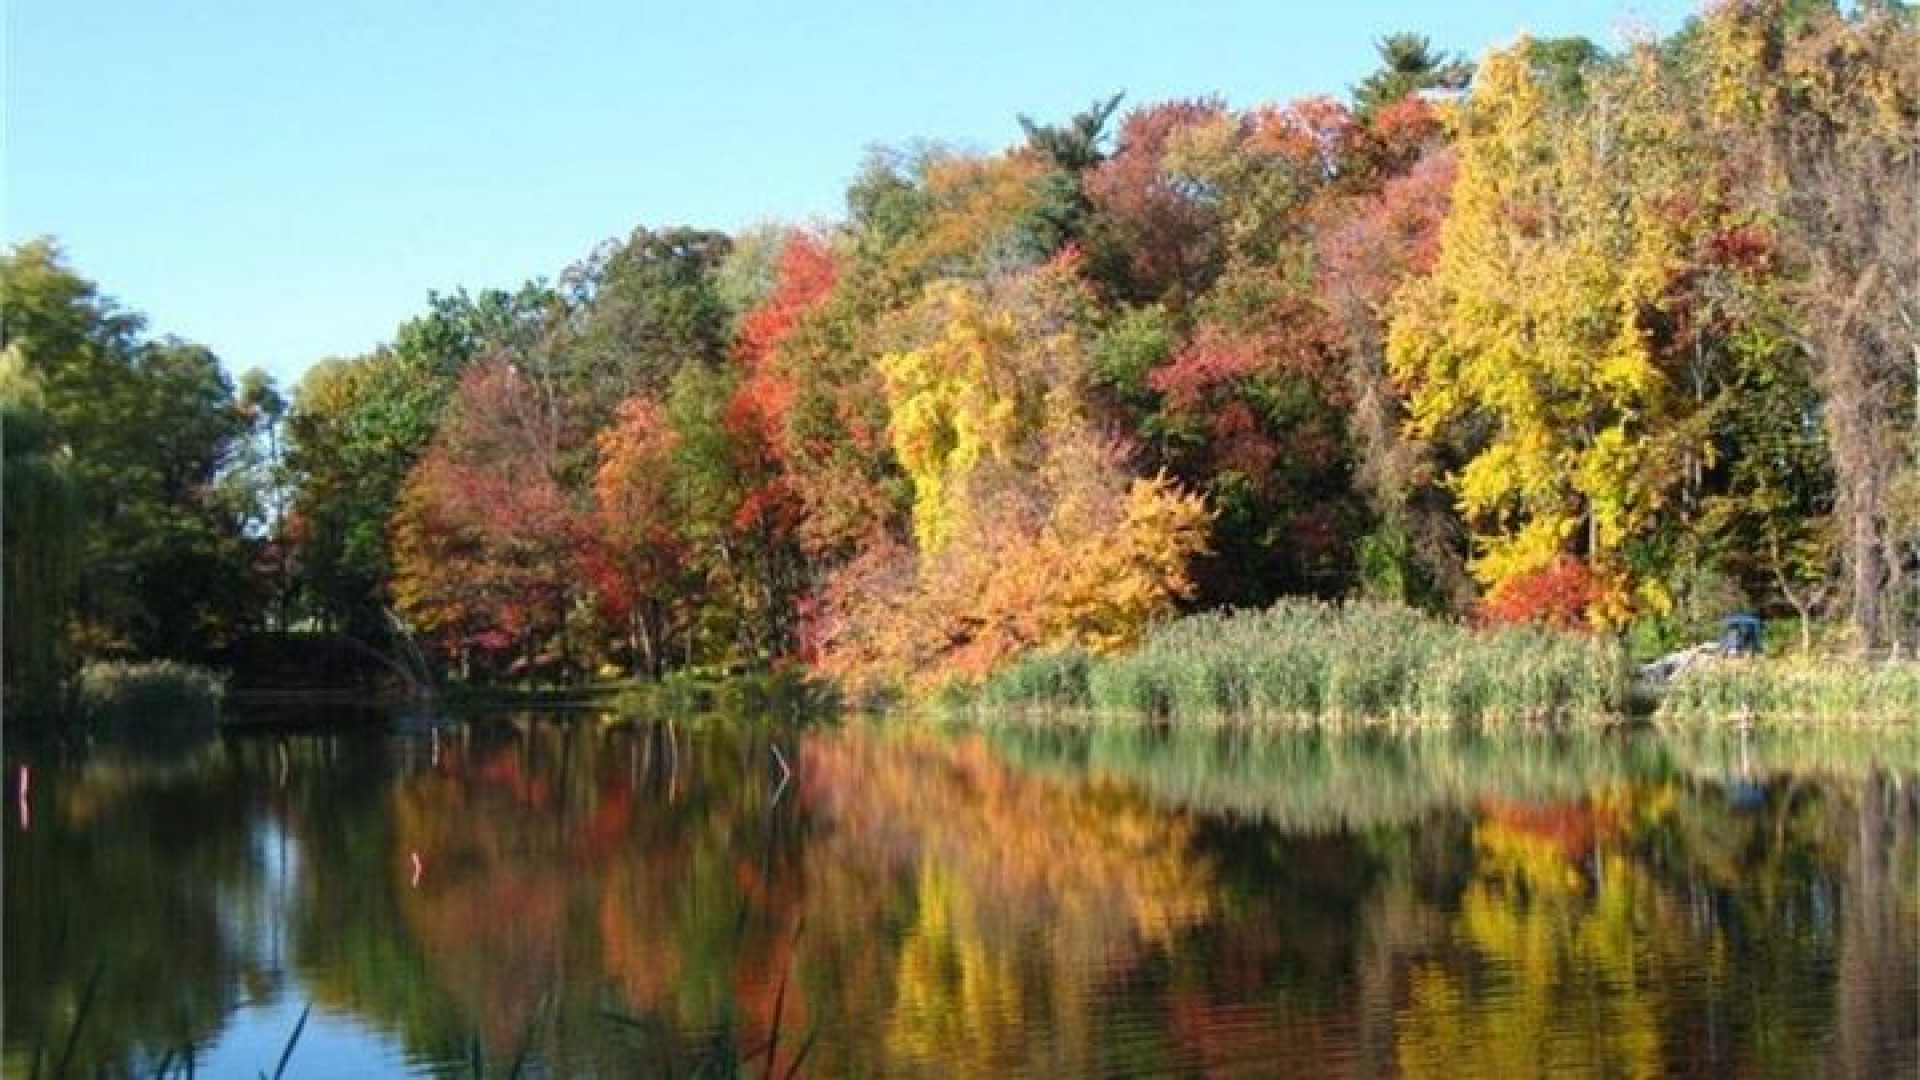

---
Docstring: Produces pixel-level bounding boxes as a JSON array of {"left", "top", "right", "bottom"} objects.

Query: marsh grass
[
  {"left": 73, "top": 660, "right": 225, "bottom": 729},
  {"left": 970, "top": 601, "right": 1629, "bottom": 728},
  {"left": 1656, "top": 659, "right": 1920, "bottom": 727}
]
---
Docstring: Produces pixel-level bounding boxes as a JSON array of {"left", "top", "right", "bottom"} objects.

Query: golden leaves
[
  {"left": 1385, "top": 39, "right": 1706, "bottom": 625},
  {"left": 822, "top": 266, "right": 1210, "bottom": 691}
]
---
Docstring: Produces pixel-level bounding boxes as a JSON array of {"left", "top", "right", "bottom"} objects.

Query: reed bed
[
  {"left": 971, "top": 600, "right": 1630, "bottom": 728},
  {"left": 1655, "top": 659, "right": 1920, "bottom": 727}
]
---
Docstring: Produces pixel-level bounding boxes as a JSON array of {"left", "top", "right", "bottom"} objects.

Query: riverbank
[
  {"left": 7, "top": 664, "right": 828, "bottom": 740},
  {"left": 36, "top": 615, "right": 1915, "bottom": 736}
]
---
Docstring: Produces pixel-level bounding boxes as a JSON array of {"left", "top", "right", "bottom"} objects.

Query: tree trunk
[
  {"left": 1848, "top": 490, "right": 1884, "bottom": 652},
  {"left": 630, "top": 610, "right": 655, "bottom": 680}
]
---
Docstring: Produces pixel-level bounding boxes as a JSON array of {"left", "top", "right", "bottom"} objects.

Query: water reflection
[{"left": 4, "top": 720, "right": 1915, "bottom": 1077}]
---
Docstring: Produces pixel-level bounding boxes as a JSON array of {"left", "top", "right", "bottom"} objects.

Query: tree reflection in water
[{"left": 3, "top": 719, "right": 1914, "bottom": 1077}]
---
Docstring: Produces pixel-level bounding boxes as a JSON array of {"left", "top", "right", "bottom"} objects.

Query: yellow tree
[
  {"left": 1388, "top": 41, "right": 1699, "bottom": 624},
  {"left": 878, "top": 271, "right": 1079, "bottom": 552},
  {"left": 820, "top": 259, "right": 1208, "bottom": 690}
]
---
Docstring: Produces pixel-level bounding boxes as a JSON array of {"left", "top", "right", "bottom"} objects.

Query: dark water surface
[{"left": 5, "top": 716, "right": 1916, "bottom": 1078}]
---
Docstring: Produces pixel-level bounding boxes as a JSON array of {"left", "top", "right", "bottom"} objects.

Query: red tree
[
  {"left": 589, "top": 395, "right": 692, "bottom": 676},
  {"left": 1085, "top": 99, "right": 1231, "bottom": 308},
  {"left": 725, "top": 231, "right": 838, "bottom": 526},
  {"left": 391, "top": 361, "right": 586, "bottom": 674},
  {"left": 721, "top": 232, "right": 840, "bottom": 657}
]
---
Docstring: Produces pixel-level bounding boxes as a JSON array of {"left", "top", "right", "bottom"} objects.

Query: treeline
[{"left": 4, "top": 2, "right": 1916, "bottom": 711}]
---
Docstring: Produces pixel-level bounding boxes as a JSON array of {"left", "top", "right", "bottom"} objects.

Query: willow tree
[
  {"left": 2, "top": 241, "right": 256, "bottom": 656},
  {"left": 2, "top": 349, "right": 80, "bottom": 717}
]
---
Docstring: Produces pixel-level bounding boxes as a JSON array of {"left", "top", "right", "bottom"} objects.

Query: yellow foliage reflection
[
  {"left": 806, "top": 724, "right": 1215, "bottom": 1074},
  {"left": 1397, "top": 788, "right": 1703, "bottom": 1080},
  {"left": 886, "top": 865, "right": 1027, "bottom": 1070}
]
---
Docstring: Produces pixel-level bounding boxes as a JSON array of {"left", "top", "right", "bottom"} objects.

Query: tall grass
[
  {"left": 970, "top": 600, "right": 1630, "bottom": 727},
  {"left": 73, "top": 660, "right": 225, "bottom": 728},
  {"left": 1656, "top": 659, "right": 1920, "bottom": 727}
]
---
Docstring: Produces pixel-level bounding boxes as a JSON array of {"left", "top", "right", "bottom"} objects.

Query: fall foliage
[
  {"left": 356, "top": 4, "right": 1919, "bottom": 686},
  {"left": 19, "top": 3, "right": 1904, "bottom": 705}
]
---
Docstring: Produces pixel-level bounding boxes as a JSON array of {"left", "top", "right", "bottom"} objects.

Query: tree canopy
[{"left": 8, "top": 4, "right": 1917, "bottom": 715}]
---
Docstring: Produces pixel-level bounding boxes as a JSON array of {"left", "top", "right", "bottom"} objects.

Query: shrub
[
  {"left": 74, "top": 660, "right": 225, "bottom": 728},
  {"left": 977, "top": 649, "right": 1092, "bottom": 710},
  {"left": 1479, "top": 557, "right": 1598, "bottom": 630}
]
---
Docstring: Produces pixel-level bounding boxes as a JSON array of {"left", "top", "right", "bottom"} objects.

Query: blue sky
[{"left": 6, "top": 1, "right": 1700, "bottom": 387}]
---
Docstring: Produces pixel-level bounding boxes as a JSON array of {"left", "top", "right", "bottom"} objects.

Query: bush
[
  {"left": 74, "top": 660, "right": 225, "bottom": 728},
  {"left": 1479, "top": 557, "right": 1599, "bottom": 630},
  {"left": 1086, "top": 652, "right": 1173, "bottom": 717},
  {"left": 613, "top": 667, "right": 836, "bottom": 723}
]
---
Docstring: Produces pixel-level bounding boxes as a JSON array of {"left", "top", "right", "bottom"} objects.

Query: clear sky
[{"left": 6, "top": 1, "right": 1701, "bottom": 388}]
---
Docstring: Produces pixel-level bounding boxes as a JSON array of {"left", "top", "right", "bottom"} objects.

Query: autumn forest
[{"left": 4, "top": 1, "right": 1917, "bottom": 716}]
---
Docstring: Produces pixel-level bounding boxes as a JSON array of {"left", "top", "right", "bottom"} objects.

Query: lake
[{"left": 5, "top": 715, "right": 1916, "bottom": 1077}]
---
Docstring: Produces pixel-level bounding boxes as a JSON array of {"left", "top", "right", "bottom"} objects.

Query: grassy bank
[
  {"left": 964, "top": 601, "right": 1630, "bottom": 728},
  {"left": 1655, "top": 659, "right": 1920, "bottom": 727}
]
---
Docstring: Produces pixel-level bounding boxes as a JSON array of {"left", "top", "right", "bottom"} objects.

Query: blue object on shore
[{"left": 1721, "top": 614, "right": 1764, "bottom": 657}]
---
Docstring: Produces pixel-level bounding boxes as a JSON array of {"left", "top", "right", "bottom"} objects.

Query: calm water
[{"left": 5, "top": 716, "right": 1916, "bottom": 1078}]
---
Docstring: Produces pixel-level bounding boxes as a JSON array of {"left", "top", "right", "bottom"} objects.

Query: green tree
[
  {"left": 1014, "top": 94, "right": 1126, "bottom": 258},
  {"left": 1352, "top": 33, "right": 1471, "bottom": 118},
  {"left": 221, "top": 368, "right": 296, "bottom": 627},
  {"left": 1, "top": 240, "right": 254, "bottom": 657},
  {"left": 286, "top": 351, "right": 447, "bottom": 638},
  {"left": 561, "top": 226, "right": 733, "bottom": 423}
]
